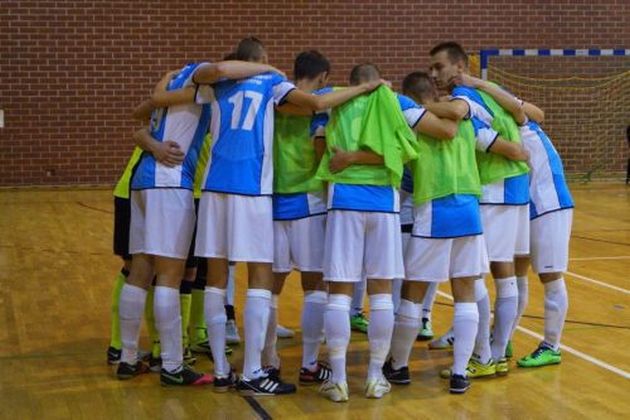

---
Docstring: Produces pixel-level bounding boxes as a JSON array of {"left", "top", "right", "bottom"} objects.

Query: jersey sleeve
[
  {"left": 452, "top": 86, "right": 493, "bottom": 125},
  {"left": 471, "top": 116, "right": 499, "bottom": 152},
  {"left": 270, "top": 73, "right": 296, "bottom": 106},
  {"left": 397, "top": 94, "right": 426, "bottom": 128},
  {"left": 310, "top": 112, "right": 329, "bottom": 137}
]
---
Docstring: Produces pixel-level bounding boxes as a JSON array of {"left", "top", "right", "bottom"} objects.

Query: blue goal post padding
[{"left": 479, "top": 48, "right": 630, "bottom": 79}]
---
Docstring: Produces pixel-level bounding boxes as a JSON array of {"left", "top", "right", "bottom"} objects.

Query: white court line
[
  {"left": 565, "top": 271, "right": 630, "bottom": 295},
  {"left": 436, "top": 290, "right": 630, "bottom": 380},
  {"left": 570, "top": 256, "right": 630, "bottom": 261}
]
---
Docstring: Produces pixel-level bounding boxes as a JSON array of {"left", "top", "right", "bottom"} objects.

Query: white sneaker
[
  {"left": 225, "top": 320, "right": 241, "bottom": 345},
  {"left": 364, "top": 376, "right": 391, "bottom": 399},
  {"left": 276, "top": 324, "right": 295, "bottom": 339},
  {"left": 428, "top": 329, "right": 455, "bottom": 350},
  {"left": 319, "top": 380, "right": 349, "bottom": 402}
]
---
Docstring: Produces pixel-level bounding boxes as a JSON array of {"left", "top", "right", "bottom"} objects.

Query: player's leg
[
  {"left": 350, "top": 275, "right": 369, "bottom": 333},
  {"left": 448, "top": 275, "right": 478, "bottom": 394},
  {"left": 225, "top": 261, "right": 240, "bottom": 344}
]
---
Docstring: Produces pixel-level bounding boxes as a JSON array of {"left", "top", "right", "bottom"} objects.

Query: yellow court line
[{"left": 436, "top": 290, "right": 630, "bottom": 380}]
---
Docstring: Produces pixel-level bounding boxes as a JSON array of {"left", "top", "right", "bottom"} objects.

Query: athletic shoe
[
  {"left": 107, "top": 346, "right": 122, "bottom": 365},
  {"left": 382, "top": 359, "right": 410, "bottom": 385},
  {"left": 517, "top": 343, "right": 561, "bottom": 368},
  {"left": 213, "top": 367, "right": 237, "bottom": 393},
  {"left": 319, "top": 380, "right": 349, "bottom": 402},
  {"left": 417, "top": 317, "right": 434, "bottom": 341},
  {"left": 505, "top": 340, "right": 513, "bottom": 359},
  {"left": 428, "top": 331, "right": 454, "bottom": 350},
  {"left": 262, "top": 366, "right": 281, "bottom": 380},
  {"left": 449, "top": 374, "right": 470, "bottom": 394},
  {"left": 225, "top": 320, "right": 241, "bottom": 345},
  {"left": 149, "top": 355, "right": 162, "bottom": 373},
  {"left": 183, "top": 347, "right": 197, "bottom": 366},
  {"left": 237, "top": 375, "right": 297, "bottom": 396},
  {"left": 365, "top": 376, "right": 392, "bottom": 399},
  {"left": 350, "top": 312, "right": 369, "bottom": 333},
  {"left": 116, "top": 361, "right": 150, "bottom": 380},
  {"left": 439, "top": 358, "right": 496, "bottom": 379},
  {"left": 299, "top": 362, "right": 332, "bottom": 385},
  {"left": 277, "top": 324, "right": 295, "bottom": 339},
  {"left": 160, "top": 365, "right": 213, "bottom": 386},
  {"left": 495, "top": 357, "right": 509, "bottom": 375}
]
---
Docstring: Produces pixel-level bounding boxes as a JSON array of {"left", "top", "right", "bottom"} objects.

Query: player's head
[
  {"left": 349, "top": 63, "right": 380, "bottom": 86},
  {"left": 222, "top": 52, "right": 237, "bottom": 61},
  {"left": 294, "top": 50, "right": 330, "bottom": 86},
  {"left": 236, "top": 37, "right": 267, "bottom": 63},
  {"left": 402, "top": 71, "right": 438, "bottom": 104},
  {"left": 429, "top": 41, "right": 468, "bottom": 90}
]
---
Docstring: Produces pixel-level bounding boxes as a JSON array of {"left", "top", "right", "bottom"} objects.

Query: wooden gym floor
[{"left": 0, "top": 183, "right": 628, "bottom": 419}]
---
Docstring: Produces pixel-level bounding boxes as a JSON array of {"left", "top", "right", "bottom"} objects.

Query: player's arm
[
  {"left": 454, "top": 74, "right": 527, "bottom": 125},
  {"left": 414, "top": 111, "right": 458, "bottom": 140},
  {"left": 488, "top": 138, "right": 529, "bottom": 161},
  {"left": 276, "top": 102, "right": 314, "bottom": 116},
  {"left": 132, "top": 99, "right": 154, "bottom": 122},
  {"left": 422, "top": 98, "right": 469, "bottom": 122},
  {"left": 133, "top": 128, "right": 185, "bottom": 168},
  {"left": 523, "top": 102, "right": 545, "bottom": 123},
  {"left": 192, "top": 61, "right": 285, "bottom": 84},
  {"left": 329, "top": 147, "right": 384, "bottom": 173},
  {"left": 284, "top": 80, "right": 383, "bottom": 112},
  {"left": 150, "top": 70, "right": 196, "bottom": 108}
]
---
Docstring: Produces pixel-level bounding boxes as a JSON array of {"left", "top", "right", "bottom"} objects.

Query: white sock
[
  {"left": 154, "top": 286, "right": 183, "bottom": 373},
  {"left": 262, "top": 295, "right": 280, "bottom": 369},
  {"left": 351, "top": 276, "right": 366, "bottom": 316},
  {"left": 367, "top": 294, "right": 395, "bottom": 380},
  {"left": 512, "top": 276, "right": 529, "bottom": 334},
  {"left": 492, "top": 277, "right": 518, "bottom": 360},
  {"left": 225, "top": 263, "right": 236, "bottom": 307},
  {"left": 325, "top": 294, "right": 351, "bottom": 384},
  {"left": 452, "top": 302, "right": 479, "bottom": 376},
  {"left": 204, "top": 287, "right": 229, "bottom": 377},
  {"left": 422, "top": 282, "right": 438, "bottom": 321},
  {"left": 243, "top": 288, "right": 272, "bottom": 380},
  {"left": 390, "top": 298, "right": 421, "bottom": 370},
  {"left": 119, "top": 284, "right": 147, "bottom": 364},
  {"left": 473, "top": 278, "right": 492, "bottom": 363},
  {"left": 543, "top": 278, "right": 568, "bottom": 350},
  {"left": 301, "top": 290, "right": 327, "bottom": 369},
  {"left": 392, "top": 278, "right": 403, "bottom": 313}
]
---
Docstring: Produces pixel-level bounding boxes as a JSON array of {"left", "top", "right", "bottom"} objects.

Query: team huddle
[{"left": 107, "top": 38, "right": 574, "bottom": 400}]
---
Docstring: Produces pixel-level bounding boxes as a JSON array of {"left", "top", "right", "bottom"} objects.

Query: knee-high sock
[
  {"left": 301, "top": 290, "right": 327, "bottom": 369},
  {"left": 367, "top": 294, "right": 395, "bottom": 380},
  {"left": 205, "top": 287, "right": 229, "bottom": 377},
  {"left": 262, "top": 295, "right": 280, "bottom": 369},
  {"left": 243, "top": 289, "right": 272, "bottom": 380},
  {"left": 422, "top": 282, "right": 438, "bottom": 321},
  {"left": 512, "top": 276, "right": 529, "bottom": 335},
  {"left": 325, "top": 294, "right": 351, "bottom": 384},
  {"left": 452, "top": 302, "right": 479, "bottom": 376},
  {"left": 351, "top": 276, "right": 366, "bottom": 316},
  {"left": 119, "top": 283, "right": 147, "bottom": 364},
  {"left": 154, "top": 286, "right": 183, "bottom": 373},
  {"left": 390, "top": 298, "right": 421, "bottom": 370},
  {"left": 473, "top": 278, "right": 492, "bottom": 363},
  {"left": 543, "top": 278, "right": 568, "bottom": 350},
  {"left": 180, "top": 281, "right": 193, "bottom": 348},
  {"left": 109, "top": 269, "right": 127, "bottom": 349},
  {"left": 491, "top": 277, "right": 518, "bottom": 360}
]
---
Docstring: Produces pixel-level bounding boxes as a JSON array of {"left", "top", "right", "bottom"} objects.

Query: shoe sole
[
  {"left": 417, "top": 335, "right": 434, "bottom": 341},
  {"left": 517, "top": 360, "right": 561, "bottom": 368},
  {"left": 449, "top": 385, "right": 470, "bottom": 394},
  {"left": 213, "top": 385, "right": 233, "bottom": 393},
  {"left": 387, "top": 378, "right": 411, "bottom": 385}
]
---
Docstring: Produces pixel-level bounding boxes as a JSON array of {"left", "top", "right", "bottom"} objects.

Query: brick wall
[{"left": 1, "top": 0, "right": 628, "bottom": 186}]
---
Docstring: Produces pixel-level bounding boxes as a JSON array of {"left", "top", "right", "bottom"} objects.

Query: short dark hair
[
  {"left": 430, "top": 41, "right": 468, "bottom": 65},
  {"left": 401, "top": 71, "right": 435, "bottom": 101},
  {"left": 294, "top": 50, "right": 330, "bottom": 81},
  {"left": 235, "top": 37, "right": 265, "bottom": 61},
  {"left": 222, "top": 52, "right": 237, "bottom": 61},
  {"left": 349, "top": 63, "right": 380, "bottom": 85}
]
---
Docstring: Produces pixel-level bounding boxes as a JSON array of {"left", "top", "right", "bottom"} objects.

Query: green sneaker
[
  {"left": 417, "top": 317, "right": 434, "bottom": 341},
  {"left": 505, "top": 341, "right": 513, "bottom": 359},
  {"left": 439, "top": 357, "right": 496, "bottom": 379},
  {"left": 517, "top": 344, "right": 561, "bottom": 368},
  {"left": 495, "top": 357, "right": 509, "bottom": 376},
  {"left": 350, "top": 312, "right": 369, "bottom": 333}
]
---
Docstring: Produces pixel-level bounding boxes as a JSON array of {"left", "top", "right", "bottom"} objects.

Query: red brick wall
[{"left": 1, "top": 0, "right": 628, "bottom": 186}]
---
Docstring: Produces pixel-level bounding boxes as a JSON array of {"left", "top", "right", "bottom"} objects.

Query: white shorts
[
  {"left": 405, "top": 234, "right": 488, "bottom": 282},
  {"left": 129, "top": 189, "right": 196, "bottom": 259},
  {"left": 195, "top": 192, "right": 273, "bottom": 263},
  {"left": 530, "top": 209, "right": 573, "bottom": 274},
  {"left": 481, "top": 204, "right": 530, "bottom": 261},
  {"left": 273, "top": 214, "right": 326, "bottom": 273},
  {"left": 323, "top": 210, "right": 404, "bottom": 282}
]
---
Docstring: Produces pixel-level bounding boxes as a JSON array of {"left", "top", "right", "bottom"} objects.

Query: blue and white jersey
[
  {"left": 327, "top": 94, "right": 426, "bottom": 213},
  {"left": 521, "top": 121, "right": 574, "bottom": 219},
  {"left": 132, "top": 62, "right": 214, "bottom": 190},
  {"left": 202, "top": 72, "right": 296, "bottom": 196},
  {"left": 452, "top": 86, "right": 529, "bottom": 206},
  {"left": 412, "top": 194, "right": 482, "bottom": 238}
]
